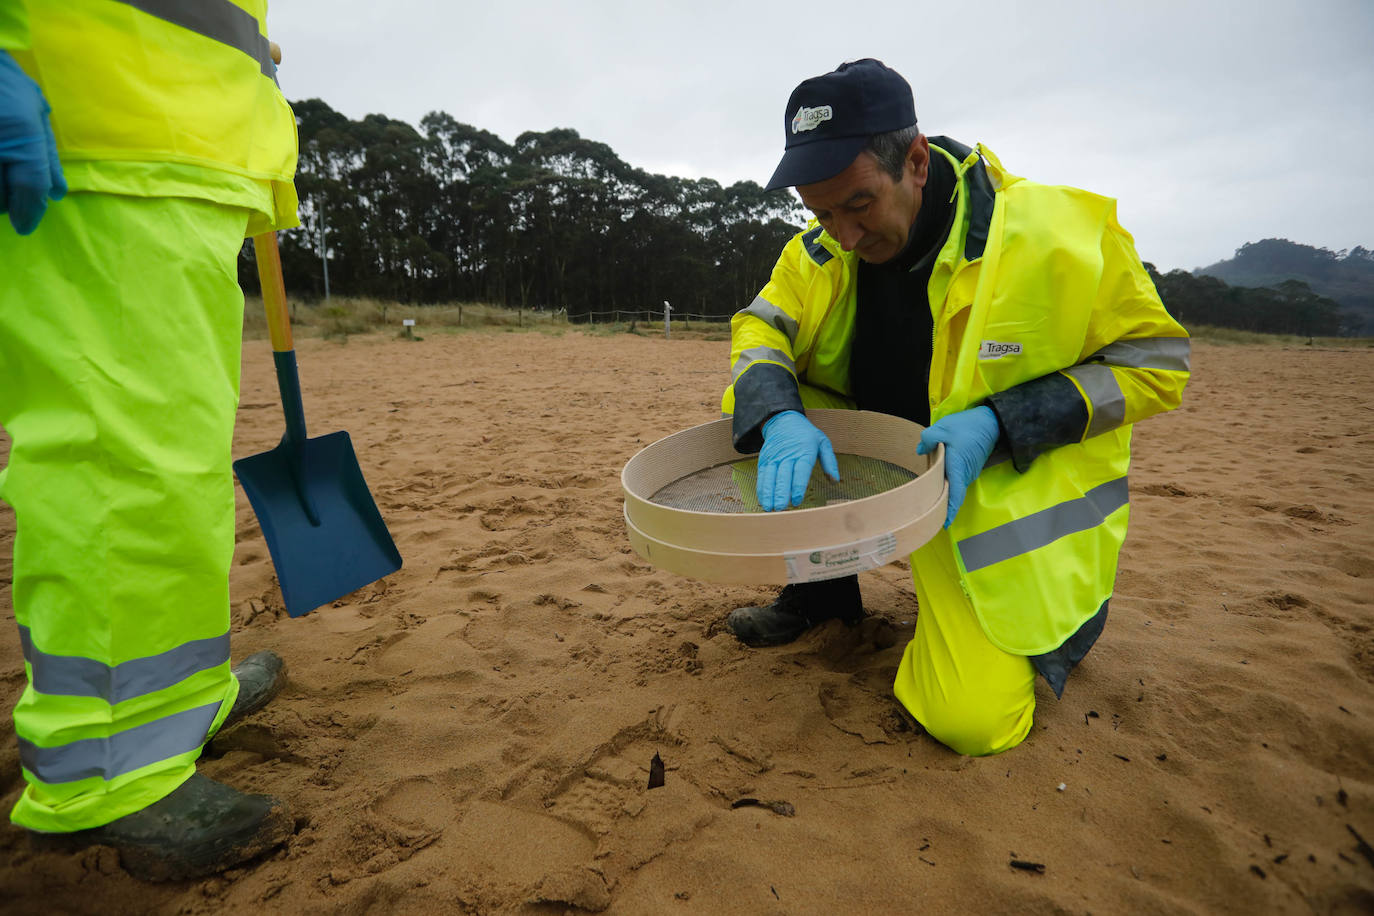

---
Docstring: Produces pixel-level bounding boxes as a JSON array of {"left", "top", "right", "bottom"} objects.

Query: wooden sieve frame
[{"left": 621, "top": 409, "right": 947, "bottom": 584}]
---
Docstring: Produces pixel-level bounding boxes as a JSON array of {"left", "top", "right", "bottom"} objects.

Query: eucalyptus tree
[{"left": 250, "top": 98, "right": 807, "bottom": 315}]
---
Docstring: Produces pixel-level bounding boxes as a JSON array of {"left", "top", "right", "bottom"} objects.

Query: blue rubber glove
[
  {"left": 917, "top": 405, "right": 1001, "bottom": 528},
  {"left": 0, "top": 51, "right": 66, "bottom": 235},
  {"left": 756, "top": 410, "right": 840, "bottom": 511}
]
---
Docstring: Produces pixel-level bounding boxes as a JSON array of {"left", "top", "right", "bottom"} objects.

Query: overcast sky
[{"left": 269, "top": 0, "right": 1373, "bottom": 272}]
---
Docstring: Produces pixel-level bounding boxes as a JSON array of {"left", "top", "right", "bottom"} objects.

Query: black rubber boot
[
  {"left": 226, "top": 650, "right": 286, "bottom": 726},
  {"left": 34, "top": 774, "right": 293, "bottom": 882},
  {"left": 726, "top": 576, "right": 864, "bottom": 647}
]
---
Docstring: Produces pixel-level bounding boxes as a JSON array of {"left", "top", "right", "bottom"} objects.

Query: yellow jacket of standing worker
[
  {"left": 1, "top": 0, "right": 298, "bottom": 235},
  {"left": 723, "top": 139, "right": 1190, "bottom": 656}
]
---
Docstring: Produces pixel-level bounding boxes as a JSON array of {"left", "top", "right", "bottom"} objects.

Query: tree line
[
  {"left": 1147, "top": 266, "right": 1353, "bottom": 337},
  {"left": 239, "top": 99, "right": 1364, "bottom": 336},
  {"left": 238, "top": 99, "right": 803, "bottom": 320},
  {"left": 1195, "top": 238, "right": 1373, "bottom": 334}
]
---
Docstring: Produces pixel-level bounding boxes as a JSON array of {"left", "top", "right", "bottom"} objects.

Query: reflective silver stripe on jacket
[
  {"left": 116, "top": 0, "right": 276, "bottom": 78},
  {"left": 1063, "top": 363, "right": 1125, "bottom": 438},
  {"left": 958, "top": 476, "right": 1129, "bottom": 572},
  {"left": 17, "top": 702, "right": 221, "bottom": 784},
  {"left": 1067, "top": 336, "right": 1191, "bottom": 438},
  {"left": 732, "top": 346, "right": 796, "bottom": 382},
  {"left": 736, "top": 296, "right": 799, "bottom": 347},
  {"left": 1087, "top": 337, "right": 1191, "bottom": 372},
  {"left": 18, "top": 626, "right": 230, "bottom": 705}
]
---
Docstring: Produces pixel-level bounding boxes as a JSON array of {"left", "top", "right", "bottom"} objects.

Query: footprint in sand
[
  {"left": 449, "top": 800, "right": 596, "bottom": 887},
  {"left": 371, "top": 776, "right": 451, "bottom": 835},
  {"left": 374, "top": 620, "right": 481, "bottom": 677}
]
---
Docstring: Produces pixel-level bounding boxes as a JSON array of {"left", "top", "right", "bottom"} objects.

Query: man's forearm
[
  {"left": 984, "top": 372, "right": 1089, "bottom": 472},
  {"left": 732, "top": 362, "right": 804, "bottom": 453}
]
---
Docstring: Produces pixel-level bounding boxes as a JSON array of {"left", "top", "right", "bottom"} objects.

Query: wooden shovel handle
[{"left": 252, "top": 232, "right": 293, "bottom": 353}]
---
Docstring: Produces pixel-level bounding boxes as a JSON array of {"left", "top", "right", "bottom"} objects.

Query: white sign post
[{"left": 663, "top": 300, "right": 672, "bottom": 339}]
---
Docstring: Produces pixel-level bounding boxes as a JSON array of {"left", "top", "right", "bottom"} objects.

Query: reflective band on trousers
[
  {"left": 17, "top": 702, "right": 221, "bottom": 784},
  {"left": 18, "top": 626, "right": 230, "bottom": 705},
  {"left": 732, "top": 345, "right": 796, "bottom": 381},
  {"left": 116, "top": 0, "right": 276, "bottom": 77},
  {"left": 735, "top": 296, "right": 799, "bottom": 347},
  {"left": 958, "top": 476, "right": 1130, "bottom": 572}
]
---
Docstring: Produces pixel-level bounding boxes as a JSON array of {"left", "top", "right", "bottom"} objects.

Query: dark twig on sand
[{"left": 1347, "top": 824, "right": 1374, "bottom": 869}]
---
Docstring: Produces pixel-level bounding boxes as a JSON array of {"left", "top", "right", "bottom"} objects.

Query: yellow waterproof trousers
[
  {"left": 791, "top": 383, "right": 1037, "bottom": 756},
  {"left": 894, "top": 532, "right": 1037, "bottom": 756},
  {"left": 1, "top": 193, "right": 249, "bottom": 831}
]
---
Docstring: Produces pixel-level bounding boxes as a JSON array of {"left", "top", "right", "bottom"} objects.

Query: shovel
[{"left": 233, "top": 232, "right": 402, "bottom": 617}]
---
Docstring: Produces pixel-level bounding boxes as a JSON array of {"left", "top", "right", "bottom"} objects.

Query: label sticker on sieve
[{"left": 784, "top": 532, "right": 899, "bottom": 583}]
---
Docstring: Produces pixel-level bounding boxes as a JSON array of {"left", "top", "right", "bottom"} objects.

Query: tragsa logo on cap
[{"left": 791, "top": 104, "right": 833, "bottom": 135}]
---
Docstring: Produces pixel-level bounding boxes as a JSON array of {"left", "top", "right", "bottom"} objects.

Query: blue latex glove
[
  {"left": 917, "top": 405, "right": 1001, "bottom": 528},
  {"left": 0, "top": 51, "right": 66, "bottom": 235},
  {"left": 756, "top": 410, "right": 840, "bottom": 511}
]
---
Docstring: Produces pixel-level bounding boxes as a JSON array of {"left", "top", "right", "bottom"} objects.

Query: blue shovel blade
[{"left": 234, "top": 430, "right": 402, "bottom": 617}]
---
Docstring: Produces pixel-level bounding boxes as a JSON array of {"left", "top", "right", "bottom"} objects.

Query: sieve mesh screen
[{"left": 648, "top": 453, "right": 918, "bottom": 513}]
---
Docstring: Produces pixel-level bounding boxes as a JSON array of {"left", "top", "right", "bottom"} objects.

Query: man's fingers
[
  {"left": 43, "top": 116, "right": 65, "bottom": 200},
  {"left": 943, "top": 478, "right": 966, "bottom": 529},
  {"left": 5, "top": 175, "right": 45, "bottom": 234},
  {"left": 789, "top": 454, "right": 816, "bottom": 507},
  {"left": 773, "top": 458, "right": 795, "bottom": 510},
  {"left": 917, "top": 427, "right": 948, "bottom": 456},
  {"left": 755, "top": 462, "right": 777, "bottom": 512},
  {"left": 3, "top": 124, "right": 52, "bottom": 234},
  {"left": 818, "top": 436, "right": 840, "bottom": 480}
]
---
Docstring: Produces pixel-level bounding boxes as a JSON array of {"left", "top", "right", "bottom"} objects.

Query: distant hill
[{"left": 1195, "top": 239, "right": 1374, "bottom": 334}]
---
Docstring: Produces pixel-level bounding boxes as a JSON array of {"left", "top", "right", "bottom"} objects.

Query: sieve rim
[{"left": 621, "top": 409, "right": 946, "bottom": 563}]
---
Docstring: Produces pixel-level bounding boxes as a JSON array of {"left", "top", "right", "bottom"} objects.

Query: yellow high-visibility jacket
[
  {"left": 723, "top": 139, "right": 1190, "bottom": 655},
  {"left": 2, "top": 0, "right": 298, "bottom": 235}
]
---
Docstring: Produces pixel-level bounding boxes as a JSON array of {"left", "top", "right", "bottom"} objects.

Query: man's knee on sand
[{"left": 910, "top": 692, "right": 1036, "bottom": 757}]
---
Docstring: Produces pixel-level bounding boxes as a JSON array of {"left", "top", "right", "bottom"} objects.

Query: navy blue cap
[{"left": 765, "top": 59, "right": 917, "bottom": 191}]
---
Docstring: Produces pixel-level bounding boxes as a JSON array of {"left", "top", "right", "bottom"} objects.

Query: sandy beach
[{"left": 2, "top": 329, "right": 1372, "bottom": 914}]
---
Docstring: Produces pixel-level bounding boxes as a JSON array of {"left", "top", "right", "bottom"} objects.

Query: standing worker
[
  {"left": 722, "top": 59, "right": 1189, "bottom": 756},
  {"left": 1, "top": 0, "right": 299, "bottom": 879}
]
